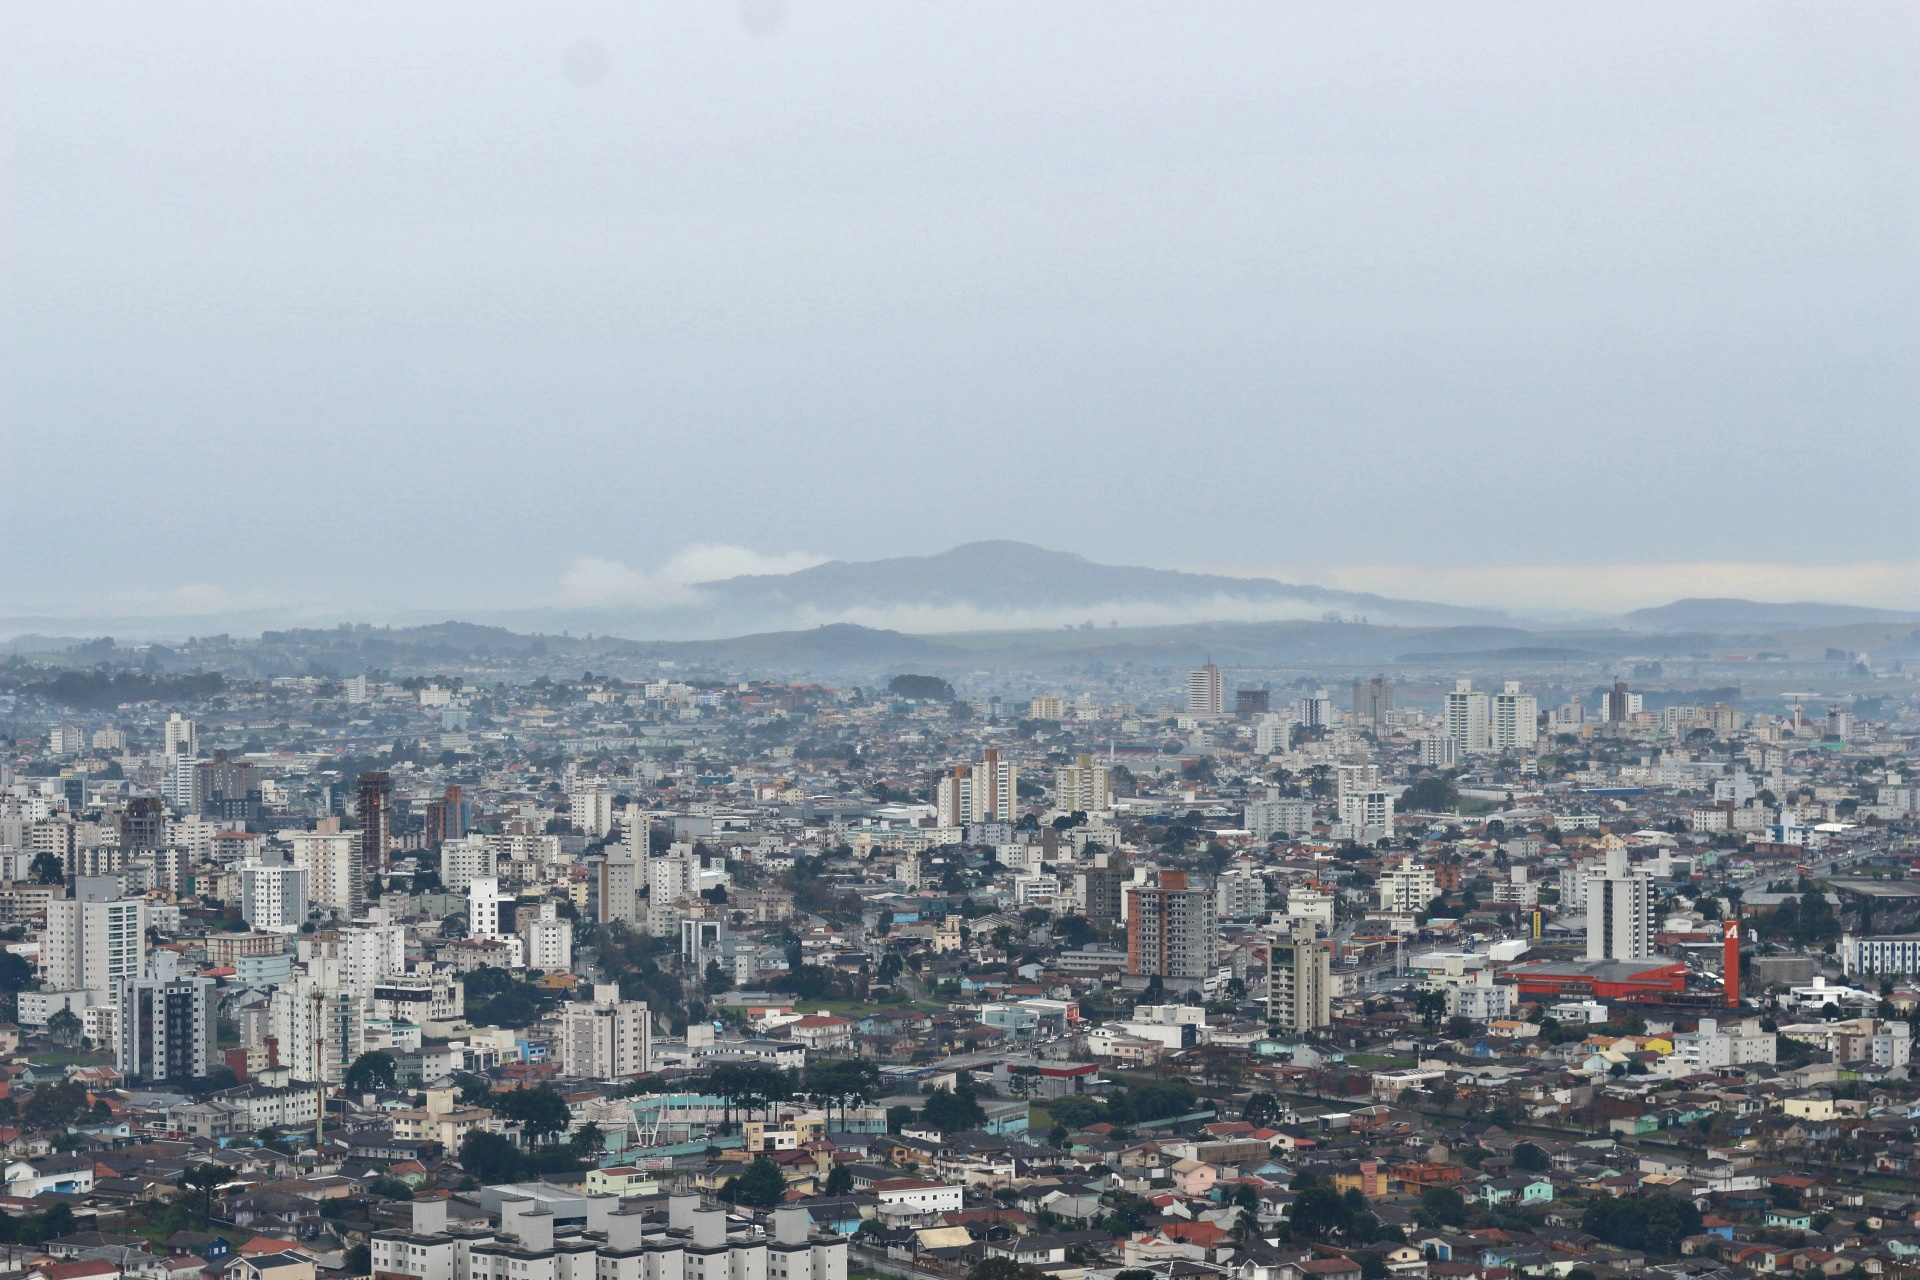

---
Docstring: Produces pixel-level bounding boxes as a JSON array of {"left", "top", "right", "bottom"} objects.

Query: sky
[{"left": 3, "top": 2, "right": 1917, "bottom": 632}]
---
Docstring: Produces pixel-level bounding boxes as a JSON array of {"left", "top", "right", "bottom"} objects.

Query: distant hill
[
  {"left": 1622, "top": 597, "right": 1920, "bottom": 632},
  {"left": 694, "top": 540, "right": 1498, "bottom": 628}
]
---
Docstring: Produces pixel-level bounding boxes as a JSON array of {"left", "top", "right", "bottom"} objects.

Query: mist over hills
[
  {"left": 689, "top": 540, "right": 1499, "bottom": 629},
  {"left": 3, "top": 542, "right": 1913, "bottom": 680}
]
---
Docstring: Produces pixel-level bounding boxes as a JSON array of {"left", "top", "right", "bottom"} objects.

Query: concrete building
[
  {"left": 1490, "top": 681, "right": 1540, "bottom": 753},
  {"left": 289, "top": 832, "right": 358, "bottom": 917},
  {"left": 1187, "top": 663, "right": 1224, "bottom": 717},
  {"left": 1376, "top": 857, "right": 1436, "bottom": 914},
  {"left": 555, "top": 983, "right": 652, "bottom": 1079},
  {"left": 113, "top": 975, "right": 217, "bottom": 1084},
  {"left": 1585, "top": 844, "right": 1653, "bottom": 962},
  {"left": 1126, "top": 870, "right": 1216, "bottom": 992},
  {"left": 1445, "top": 680, "right": 1491, "bottom": 755},
  {"left": 43, "top": 880, "right": 147, "bottom": 1005},
  {"left": 240, "top": 856, "right": 309, "bottom": 932},
  {"left": 519, "top": 903, "right": 573, "bottom": 971},
  {"left": 1267, "top": 925, "right": 1331, "bottom": 1032},
  {"left": 1053, "top": 754, "right": 1111, "bottom": 814}
]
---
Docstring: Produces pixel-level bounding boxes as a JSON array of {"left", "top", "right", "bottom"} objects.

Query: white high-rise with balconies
[
  {"left": 1445, "top": 680, "right": 1491, "bottom": 754},
  {"left": 1585, "top": 845, "right": 1653, "bottom": 961},
  {"left": 1491, "top": 681, "right": 1540, "bottom": 753}
]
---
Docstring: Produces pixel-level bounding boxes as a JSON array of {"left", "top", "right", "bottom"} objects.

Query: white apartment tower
[
  {"left": 163, "top": 713, "right": 196, "bottom": 757},
  {"left": 1445, "top": 680, "right": 1491, "bottom": 754},
  {"left": 289, "top": 832, "right": 358, "bottom": 917},
  {"left": 936, "top": 750, "right": 1019, "bottom": 827},
  {"left": 1187, "top": 663, "right": 1225, "bottom": 716},
  {"left": 519, "top": 902, "right": 574, "bottom": 971},
  {"left": 1585, "top": 844, "right": 1653, "bottom": 961},
  {"left": 44, "top": 881, "right": 149, "bottom": 1004},
  {"left": 1376, "top": 856, "right": 1436, "bottom": 913},
  {"left": 1491, "top": 681, "right": 1540, "bottom": 753},
  {"left": 556, "top": 983, "right": 652, "bottom": 1079},
  {"left": 240, "top": 858, "right": 309, "bottom": 931}
]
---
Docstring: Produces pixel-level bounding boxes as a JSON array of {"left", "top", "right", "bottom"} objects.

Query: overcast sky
[{"left": 3, "top": 2, "right": 1916, "bottom": 629}]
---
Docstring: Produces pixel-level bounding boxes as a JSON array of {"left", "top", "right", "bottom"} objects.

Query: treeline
[
  {"left": 1038, "top": 1082, "right": 1199, "bottom": 1135},
  {"left": 5, "top": 668, "right": 225, "bottom": 709}
]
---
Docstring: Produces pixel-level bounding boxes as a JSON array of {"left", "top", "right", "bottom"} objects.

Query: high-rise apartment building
[
  {"left": 356, "top": 772, "right": 390, "bottom": 896},
  {"left": 555, "top": 984, "right": 652, "bottom": 1079},
  {"left": 163, "top": 713, "right": 196, "bottom": 758},
  {"left": 1053, "top": 754, "right": 1111, "bottom": 814},
  {"left": 1126, "top": 870, "right": 1216, "bottom": 991},
  {"left": 1246, "top": 792, "right": 1313, "bottom": 839},
  {"left": 1490, "top": 681, "right": 1540, "bottom": 753},
  {"left": 1027, "top": 696, "right": 1065, "bottom": 721},
  {"left": 119, "top": 797, "right": 167, "bottom": 853},
  {"left": 270, "top": 972, "right": 363, "bottom": 1084},
  {"left": 1375, "top": 856, "right": 1436, "bottom": 913},
  {"left": 289, "top": 831, "right": 358, "bottom": 916},
  {"left": 1605, "top": 682, "right": 1641, "bottom": 723},
  {"left": 1233, "top": 689, "right": 1270, "bottom": 718},
  {"left": 44, "top": 881, "right": 148, "bottom": 1004},
  {"left": 519, "top": 902, "right": 574, "bottom": 970},
  {"left": 1215, "top": 864, "right": 1265, "bottom": 920},
  {"left": 1076, "top": 854, "right": 1128, "bottom": 924},
  {"left": 1267, "top": 925, "right": 1331, "bottom": 1032},
  {"left": 936, "top": 750, "right": 1019, "bottom": 827},
  {"left": 1585, "top": 844, "right": 1653, "bottom": 961},
  {"left": 588, "top": 851, "right": 639, "bottom": 925},
  {"left": 1445, "top": 680, "right": 1491, "bottom": 754},
  {"left": 469, "top": 877, "right": 511, "bottom": 939},
  {"left": 1187, "top": 663, "right": 1224, "bottom": 717},
  {"left": 113, "top": 975, "right": 216, "bottom": 1084},
  {"left": 1351, "top": 677, "right": 1394, "bottom": 725},
  {"left": 569, "top": 783, "right": 617, "bottom": 838},
  {"left": 1339, "top": 790, "right": 1396, "bottom": 841},
  {"left": 240, "top": 856, "right": 309, "bottom": 932}
]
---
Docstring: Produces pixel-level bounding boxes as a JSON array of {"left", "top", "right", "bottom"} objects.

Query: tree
[
  {"left": 1582, "top": 1194, "right": 1702, "bottom": 1256},
  {"left": 825, "top": 1164, "right": 853, "bottom": 1196},
  {"left": 22, "top": 1080, "right": 90, "bottom": 1130},
  {"left": 179, "top": 1164, "right": 225, "bottom": 1226},
  {"left": 888, "top": 674, "right": 955, "bottom": 702},
  {"left": 720, "top": 1156, "right": 788, "bottom": 1209},
  {"left": 29, "top": 853, "right": 65, "bottom": 886},
  {"left": 46, "top": 1007, "right": 81, "bottom": 1048},
  {"left": 922, "top": 1080, "right": 987, "bottom": 1133},
  {"left": 1401, "top": 776, "right": 1459, "bottom": 814},
  {"left": 1361, "top": 1256, "right": 1389, "bottom": 1280},
  {"left": 344, "top": 1051, "right": 397, "bottom": 1094},
  {"left": 1413, "top": 991, "right": 1447, "bottom": 1032},
  {"left": 345, "top": 1246, "right": 371, "bottom": 1276},
  {"left": 1243, "top": 1092, "right": 1280, "bottom": 1127},
  {"left": 1513, "top": 1142, "right": 1548, "bottom": 1171},
  {"left": 1419, "top": 1186, "right": 1468, "bottom": 1228},
  {"left": 492, "top": 1085, "right": 573, "bottom": 1143}
]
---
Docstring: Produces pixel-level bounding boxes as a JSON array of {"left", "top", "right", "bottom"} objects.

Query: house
[
  {"left": 226, "top": 1256, "right": 315, "bottom": 1280},
  {"left": 6, "top": 1155, "right": 95, "bottom": 1197},
  {"left": 1289, "top": 1259, "right": 1364, "bottom": 1280},
  {"left": 1171, "top": 1159, "right": 1218, "bottom": 1198}
]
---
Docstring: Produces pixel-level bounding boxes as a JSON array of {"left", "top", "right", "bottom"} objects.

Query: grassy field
[
  {"left": 1343, "top": 1054, "right": 1413, "bottom": 1068},
  {"left": 1028, "top": 1105, "right": 1052, "bottom": 1130},
  {"left": 30, "top": 1050, "right": 112, "bottom": 1067}
]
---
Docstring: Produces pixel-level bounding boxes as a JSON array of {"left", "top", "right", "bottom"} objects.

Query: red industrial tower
[{"left": 1724, "top": 919, "right": 1740, "bottom": 1008}]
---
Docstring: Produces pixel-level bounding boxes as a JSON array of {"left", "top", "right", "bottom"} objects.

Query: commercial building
[{"left": 1508, "top": 958, "right": 1689, "bottom": 1003}]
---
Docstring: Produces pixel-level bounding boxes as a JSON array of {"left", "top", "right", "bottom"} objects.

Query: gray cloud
[{"left": 3, "top": 2, "right": 1914, "bottom": 624}]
